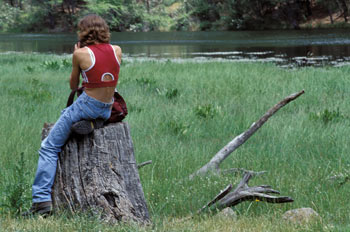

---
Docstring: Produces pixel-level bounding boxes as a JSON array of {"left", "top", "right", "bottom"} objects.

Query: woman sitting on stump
[{"left": 23, "top": 14, "right": 122, "bottom": 216}]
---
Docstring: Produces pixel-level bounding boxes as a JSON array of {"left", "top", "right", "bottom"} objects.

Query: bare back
[{"left": 70, "top": 44, "right": 122, "bottom": 103}]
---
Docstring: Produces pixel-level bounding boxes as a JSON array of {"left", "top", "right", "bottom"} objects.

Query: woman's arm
[
  {"left": 113, "top": 45, "right": 122, "bottom": 64},
  {"left": 70, "top": 44, "right": 81, "bottom": 90}
]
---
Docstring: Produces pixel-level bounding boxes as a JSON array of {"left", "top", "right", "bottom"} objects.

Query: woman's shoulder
[
  {"left": 110, "top": 44, "right": 122, "bottom": 53},
  {"left": 73, "top": 46, "right": 89, "bottom": 57},
  {"left": 110, "top": 44, "right": 122, "bottom": 63}
]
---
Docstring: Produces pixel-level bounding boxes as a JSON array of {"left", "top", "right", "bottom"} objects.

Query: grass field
[{"left": 1, "top": 53, "right": 350, "bottom": 231}]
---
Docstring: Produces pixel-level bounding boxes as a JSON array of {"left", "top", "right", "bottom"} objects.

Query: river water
[{"left": 1, "top": 29, "right": 350, "bottom": 67}]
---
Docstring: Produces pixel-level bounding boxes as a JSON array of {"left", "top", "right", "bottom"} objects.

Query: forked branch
[{"left": 199, "top": 172, "right": 293, "bottom": 213}]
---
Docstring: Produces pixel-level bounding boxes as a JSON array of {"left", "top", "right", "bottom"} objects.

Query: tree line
[
  {"left": 1, "top": 0, "right": 350, "bottom": 32},
  {"left": 191, "top": 0, "right": 350, "bottom": 30}
]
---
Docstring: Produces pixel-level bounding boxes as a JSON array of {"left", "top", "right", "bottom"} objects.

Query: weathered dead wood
[
  {"left": 200, "top": 172, "right": 293, "bottom": 213},
  {"left": 197, "top": 184, "right": 232, "bottom": 214},
  {"left": 190, "top": 90, "right": 305, "bottom": 179},
  {"left": 43, "top": 122, "right": 150, "bottom": 224}
]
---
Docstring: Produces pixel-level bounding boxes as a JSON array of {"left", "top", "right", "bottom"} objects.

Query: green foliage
[
  {"left": 219, "top": 0, "right": 282, "bottom": 30},
  {"left": 24, "top": 65, "right": 35, "bottom": 73},
  {"left": 8, "top": 78, "right": 53, "bottom": 109},
  {"left": 165, "top": 88, "right": 179, "bottom": 99},
  {"left": 2, "top": 54, "right": 350, "bottom": 230},
  {"left": 154, "top": 87, "right": 179, "bottom": 99},
  {"left": 127, "top": 103, "right": 143, "bottom": 113},
  {"left": 171, "top": 13, "right": 191, "bottom": 31},
  {"left": 142, "top": 13, "right": 168, "bottom": 31},
  {"left": 85, "top": 0, "right": 145, "bottom": 31},
  {"left": 1, "top": 0, "right": 350, "bottom": 32},
  {"left": 194, "top": 104, "right": 220, "bottom": 119},
  {"left": 186, "top": 0, "right": 350, "bottom": 30},
  {"left": 309, "top": 108, "right": 345, "bottom": 124},
  {"left": 1, "top": 153, "right": 30, "bottom": 215},
  {"left": 188, "top": 0, "right": 221, "bottom": 30},
  {"left": 0, "top": 3, "right": 21, "bottom": 31},
  {"left": 27, "top": 78, "right": 53, "bottom": 102},
  {"left": 0, "top": 0, "right": 189, "bottom": 32},
  {"left": 42, "top": 60, "right": 61, "bottom": 70},
  {"left": 41, "top": 59, "right": 71, "bottom": 70},
  {"left": 135, "top": 77, "right": 157, "bottom": 87},
  {"left": 62, "top": 59, "right": 72, "bottom": 68},
  {"left": 165, "top": 118, "right": 191, "bottom": 135}
]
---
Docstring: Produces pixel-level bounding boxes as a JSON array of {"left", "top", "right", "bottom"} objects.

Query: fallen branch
[
  {"left": 190, "top": 90, "right": 305, "bottom": 179},
  {"left": 197, "top": 184, "right": 232, "bottom": 214},
  {"left": 199, "top": 172, "right": 293, "bottom": 213}
]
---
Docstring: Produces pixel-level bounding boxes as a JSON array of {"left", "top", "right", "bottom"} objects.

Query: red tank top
[{"left": 81, "top": 43, "right": 120, "bottom": 88}]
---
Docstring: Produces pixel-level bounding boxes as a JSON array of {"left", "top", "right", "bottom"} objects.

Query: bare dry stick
[
  {"left": 137, "top": 160, "right": 153, "bottom": 169},
  {"left": 190, "top": 90, "right": 305, "bottom": 179}
]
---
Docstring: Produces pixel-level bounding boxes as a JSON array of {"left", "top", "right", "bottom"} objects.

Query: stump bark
[{"left": 42, "top": 122, "right": 150, "bottom": 224}]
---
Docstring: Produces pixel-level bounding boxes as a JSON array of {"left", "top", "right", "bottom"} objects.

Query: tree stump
[{"left": 42, "top": 122, "right": 150, "bottom": 224}]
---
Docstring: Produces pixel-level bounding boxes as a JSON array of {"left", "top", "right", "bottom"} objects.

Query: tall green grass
[{"left": 1, "top": 53, "right": 350, "bottom": 231}]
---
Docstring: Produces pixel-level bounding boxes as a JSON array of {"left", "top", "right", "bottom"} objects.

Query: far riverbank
[{"left": 2, "top": 29, "right": 350, "bottom": 68}]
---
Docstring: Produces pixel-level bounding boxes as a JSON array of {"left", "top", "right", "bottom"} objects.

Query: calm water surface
[{"left": 1, "top": 29, "right": 350, "bottom": 67}]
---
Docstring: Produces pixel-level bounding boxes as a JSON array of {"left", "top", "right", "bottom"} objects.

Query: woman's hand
[
  {"left": 74, "top": 42, "right": 81, "bottom": 51},
  {"left": 70, "top": 45, "right": 81, "bottom": 90}
]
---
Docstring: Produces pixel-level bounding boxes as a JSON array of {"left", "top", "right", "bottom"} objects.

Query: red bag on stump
[
  {"left": 67, "top": 87, "right": 128, "bottom": 123},
  {"left": 107, "top": 91, "right": 128, "bottom": 123}
]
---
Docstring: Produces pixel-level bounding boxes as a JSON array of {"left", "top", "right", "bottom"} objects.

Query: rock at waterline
[
  {"left": 214, "top": 207, "right": 237, "bottom": 220},
  {"left": 282, "top": 208, "right": 320, "bottom": 224}
]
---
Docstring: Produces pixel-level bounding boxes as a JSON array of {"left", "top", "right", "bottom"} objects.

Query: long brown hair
[{"left": 78, "top": 14, "right": 110, "bottom": 47}]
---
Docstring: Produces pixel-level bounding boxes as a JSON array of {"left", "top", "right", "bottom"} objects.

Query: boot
[
  {"left": 22, "top": 201, "right": 52, "bottom": 217},
  {"left": 71, "top": 118, "right": 104, "bottom": 135}
]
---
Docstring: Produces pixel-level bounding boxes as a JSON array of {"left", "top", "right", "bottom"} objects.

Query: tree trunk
[
  {"left": 341, "top": 0, "right": 348, "bottom": 22},
  {"left": 305, "top": 0, "right": 312, "bottom": 17},
  {"left": 286, "top": 1, "right": 300, "bottom": 29},
  {"left": 337, "top": 0, "right": 348, "bottom": 22},
  {"left": 42, "top": 122, "right": 150, "bottom": 224},
  {"left": 328, "top": 8, "right": 334, "bottom": 24},
  {"left": 145, "top": 0, "right": 150, "bottom": 13}
]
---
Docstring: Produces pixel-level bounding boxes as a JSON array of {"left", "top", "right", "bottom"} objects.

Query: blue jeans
[{"left": 32, "top": 92, "right": 112, "bottom": 203}]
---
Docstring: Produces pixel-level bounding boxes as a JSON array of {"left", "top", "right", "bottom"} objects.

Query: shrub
[
  {"left": 166, "top": 118, "right": 190, "bottom": 135},
  {"left": 62, "top": 59, "right": 72, "bottom": 68},
  {"left": 309, "top": 108, "right": 345, "bottom": 124},
  {"left": 155, "top": 87, "right": 179, "bottom": 100},
  {"left": 165, "top": 88, "right": 179, "bottom": 99},
  {"left": 1, "top": 153, "right": 30, "bottom": 215},
  {"left": 0, "top": 3, "right": 21, "bottom": 32},
  {"left": 24, "top": 65, "right": 35, "bottom": 73},
  {"left": 42, "top": 60, "right": 61, "bottom": 70},
  {"left": 194, "top": 104, "right": 221, "bottom": 119},
  {"left": 136, "top": 77, "right": 157, "bottom": 87}
]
